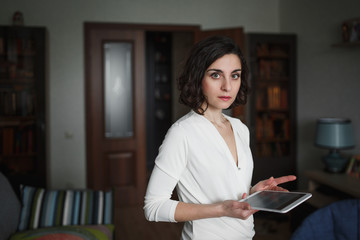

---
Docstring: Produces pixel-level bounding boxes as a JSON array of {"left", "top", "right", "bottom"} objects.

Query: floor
[
  {"left": 253, "top": 212, "right": 292, "bottom": 240},
  {"left": 114, "top": 206, "right": 183, "bottom": 240},
  {"left": 114, "top": 206, "right": 293, "bottom": 240}
]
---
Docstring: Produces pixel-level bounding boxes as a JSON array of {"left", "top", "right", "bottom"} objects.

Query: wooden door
[
  {"left": 85, "top": 23, "right": 146, "bottom": 206},
  {"left": 196, "top": 28, "right": 247, "bottom": 122}
]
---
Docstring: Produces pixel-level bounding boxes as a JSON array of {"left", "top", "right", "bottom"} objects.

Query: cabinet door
[
  {"left": 247, "top": 33, "right": 297, "bottom": 190},
  {"left": 0, "top": 26, "right": 46, "bottom": 187}
]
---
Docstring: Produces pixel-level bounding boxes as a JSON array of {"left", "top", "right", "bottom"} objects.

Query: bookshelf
[
  {"left": 146, "top": 32, "right": 173, "bottom": 170},
  {"left": 0, "top": 26, "right": 46, "bottom": 187},
  {"left": 247, "top": 33, "right": 297, "bottom": 189}
]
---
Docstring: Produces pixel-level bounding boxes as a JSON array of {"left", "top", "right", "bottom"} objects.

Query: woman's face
[{"left": 201, "top": 54, "right": 242, "bottom": 111}]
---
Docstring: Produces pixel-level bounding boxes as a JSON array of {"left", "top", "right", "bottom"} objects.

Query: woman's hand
[
  {"left": 221, "top": 199, "right": 257, "bottom": 220},
  {"left": 175, "top": 194, "right": 257, "bottom": 222},
  {"left": 250, "top": 175, "right": 297, "bottom": 195}
]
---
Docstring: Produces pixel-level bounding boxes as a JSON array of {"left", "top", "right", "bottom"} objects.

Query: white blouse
[{"left": 144, "top": 111, "right": 255, "bottom": 239}]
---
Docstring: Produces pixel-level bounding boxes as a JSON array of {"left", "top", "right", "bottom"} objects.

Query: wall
[
  {"left": 280, "top": 0, "right": 360, "bottom": 188},
  {"left": 0, "top": 0, "right": 280, "bottom": 189}
]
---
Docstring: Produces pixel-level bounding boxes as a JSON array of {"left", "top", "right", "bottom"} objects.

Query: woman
[{"left": 144, "top": 36, "right": 296, "bottom": 239}]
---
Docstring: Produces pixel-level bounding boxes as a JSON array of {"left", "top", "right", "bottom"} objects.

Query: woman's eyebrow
[
  {"left": 206, "top": 69, "right": 242, "bottom": 72},
  {"left": 206, "top": 69, "right": 223, "bottom": 73}
]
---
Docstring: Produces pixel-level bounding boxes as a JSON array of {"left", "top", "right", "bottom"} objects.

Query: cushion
[
  {"left": 0, "top": 172, "right": 21, "bottom": 240},
  {"left": 10, "top": 224, "right": 114, "bottom": 240},
  {"left": 17, "top": 186, "right": 113, "bottom": 231}
]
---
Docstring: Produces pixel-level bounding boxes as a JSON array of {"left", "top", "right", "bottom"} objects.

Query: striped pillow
[{"left": 17, "top": 186, "right": 113, "bottom": 231}]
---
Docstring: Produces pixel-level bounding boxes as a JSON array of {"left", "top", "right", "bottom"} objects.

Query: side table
[
  {"left": 290, "top": 170, "right": 360, "bottom": 232},
  {"left": 305, "top": 169, "right": 360, "bottom": 208}
]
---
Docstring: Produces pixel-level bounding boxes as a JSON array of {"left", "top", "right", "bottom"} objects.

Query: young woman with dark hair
[
  {"left": 144, "top": 36, "right": 295, "bottom": 240},
  {"left": 178, "top": 35, "right": 249, "bottom": 115}
]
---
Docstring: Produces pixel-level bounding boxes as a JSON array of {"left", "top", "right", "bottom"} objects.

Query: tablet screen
[{"left": 242, "top": 191, "right": 311, "bottom": 213}]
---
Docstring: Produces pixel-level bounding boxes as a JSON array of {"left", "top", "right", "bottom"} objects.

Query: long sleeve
[
  {"left": 144, "top": 119, "right": 188, "bottom": 222},
  {"left": 143, "top": 165, "right": 179, "bottom": 222}
]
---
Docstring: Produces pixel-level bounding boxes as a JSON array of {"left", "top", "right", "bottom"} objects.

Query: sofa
[
  {"left": 0, "top": 171, "right": 114, "bottom": 240},
  {"left": 291, "top": 199, "right": 360, "bottom": 240}
]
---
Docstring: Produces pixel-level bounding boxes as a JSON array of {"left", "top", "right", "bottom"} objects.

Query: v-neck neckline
[{"left": 200, "top": 113, "right": 239, "bottom": 168}]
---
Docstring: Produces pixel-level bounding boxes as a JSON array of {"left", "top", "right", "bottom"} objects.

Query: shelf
[
  {"left": 256, "top": 54, "right": 290, "bottom": 59},
  {"left": 0, "top": 116, "right": 36, "bottom": 126},
  {"left": 256, "top": 108, "right": 289, "bottom": 112},
  {"left": 1, "top": 152, "right": 36, "bottom": 159},
  {"left": 256, "top": 138, "right": 290, "bottom": 143},
  {"left": 0, "top": 78, "right": 35, "bottom": 83},
  {"left": 332, "top": 41, "right": 360, "bottom": 47},
  {"left": 255, "top": 77, "right": 290, "bottom": 83},
  {"left": 0, "top": 51, "right": 36, "bottom": 57}
]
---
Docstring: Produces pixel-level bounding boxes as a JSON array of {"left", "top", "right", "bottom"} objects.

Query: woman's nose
[{"left": 221, "top": 79, "right": 231, "bottom": 92}]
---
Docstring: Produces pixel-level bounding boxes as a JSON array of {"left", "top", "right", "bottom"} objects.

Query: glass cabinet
[{"left": 145, "top": 32, "right": 173, "bottom": 170}]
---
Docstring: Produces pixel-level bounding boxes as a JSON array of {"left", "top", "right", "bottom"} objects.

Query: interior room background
[{"left": 1, "top": 0, "right": 359, "bottom": 190}]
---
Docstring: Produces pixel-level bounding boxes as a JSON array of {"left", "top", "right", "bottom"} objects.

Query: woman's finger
[{"left": 273, "top": 175, "right": 296, "bottom": 185}]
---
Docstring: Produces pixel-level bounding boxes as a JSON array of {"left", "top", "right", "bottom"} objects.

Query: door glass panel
[{"left": 104, "top": 42, "right": 133, "bottom": 138}]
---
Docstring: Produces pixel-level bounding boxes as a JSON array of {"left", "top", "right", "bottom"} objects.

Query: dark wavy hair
[{"left": 177, "top": 35, "right": 250, "bottom": 115}]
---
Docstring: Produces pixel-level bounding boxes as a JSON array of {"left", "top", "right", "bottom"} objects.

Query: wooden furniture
[
  {"left": 0, "top": 26, "right": 46, "bottom": 187},
  {"left": 146, "top": 32, "right": 173, "bottom": 170},
  {"left": 247, "top": 33, "right": 297, "bottom": 189},
  {"left": 305, "top": 170, "right": 360, "bottom": 208}
]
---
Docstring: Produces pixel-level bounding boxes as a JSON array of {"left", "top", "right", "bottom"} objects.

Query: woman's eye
[
  {"left": 210, "top": 72, "right": 221, "bottom": 79},
  {"left": 232, "top": 73, "right": 240, "bottom": 79}
]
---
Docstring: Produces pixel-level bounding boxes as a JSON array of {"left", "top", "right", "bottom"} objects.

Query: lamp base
[{"left": 323, "top": 151, "right": 349, "bottom": 173}]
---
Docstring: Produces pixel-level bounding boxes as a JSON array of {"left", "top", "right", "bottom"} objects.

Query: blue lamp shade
[
  {"left": 315, "top": 118, "right": 355, "bottom": 149},
  {"left": 315, "top": 118, "right": 355, "bottom": 173}
]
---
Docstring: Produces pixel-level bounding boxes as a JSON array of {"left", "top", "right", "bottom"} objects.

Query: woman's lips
[{"left": 219, "top": 96, "right": 231, "bottom": 101}]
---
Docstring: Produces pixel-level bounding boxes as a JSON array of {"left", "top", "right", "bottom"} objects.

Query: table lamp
[{"left": 315, "top": 118, "right": 355, "bottom": 173}]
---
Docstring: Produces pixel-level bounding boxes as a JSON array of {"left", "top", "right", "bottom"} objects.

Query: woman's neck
[{"left": 203, "top": 110, "right": 227, "bottom": 126}]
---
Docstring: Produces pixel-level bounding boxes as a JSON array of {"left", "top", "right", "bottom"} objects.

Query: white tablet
[{"left": 240, "top": 190, "right": 312, "bottom": 213}]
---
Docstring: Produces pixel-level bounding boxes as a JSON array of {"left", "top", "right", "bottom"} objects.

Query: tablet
[{"left": 240, "top": 190, "right": 312, "bottom": 213}]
